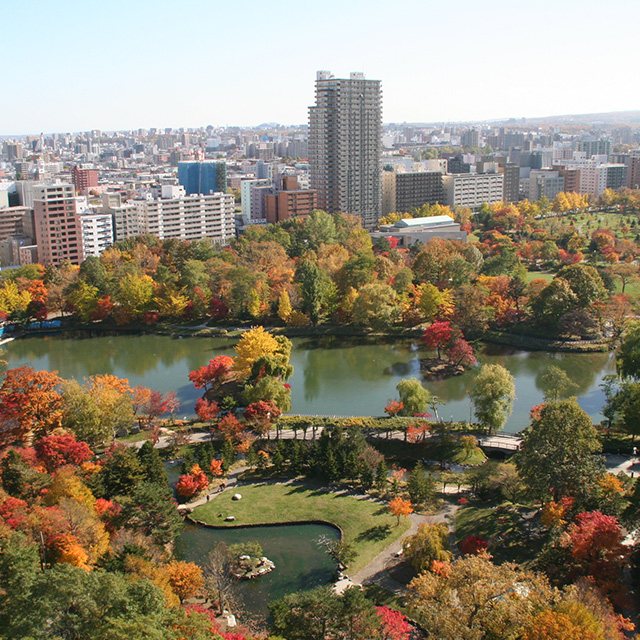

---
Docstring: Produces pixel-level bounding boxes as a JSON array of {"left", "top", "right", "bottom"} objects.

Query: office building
[
  {"left": 0, "top": 206, "right": 34, "bottom": 242},
  {"left": 579, "top": 163, "right": 628, "bottom": 196},
  {"left": 528, "top": 170, "right": 565, "bottom": 201},
  {"left": 628, "top": 149, "right": 640, "bottom": 189},
  {"left": 309, "top": 71, "right": 382, "bottom": 229},
  {"left": 577, "top": 139, "right": 611, "bottom": 159},
  {"left": 178, "top": 161, "right": 227, "bottom": 196},
  {"left": 241, "top": 178, "right": 271, "bottom": 221},
  {"left": 382, "top": 170, "right": 445, "bottom": 216}
]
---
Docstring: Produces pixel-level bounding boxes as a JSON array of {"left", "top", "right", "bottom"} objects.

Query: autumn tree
[
  {"left": 388, "top": 497, "right": 413, "bottom": 526},
  {"left": 233, "top": 326, "right": 283, "bottom": 380},
  {"left": 188, "top": 355, "right": 235, "bottom": 391},
  {"left": 166, "top": 560, "right": 204, "bottom": 603},
  {"left": 34, "top": 432, "right": 93, "bottom": 472},
  {"left": 421, "top": 321, "right": 453, "bottom": 358},
  {"left": 469, "top": 364, "right": 515, "bottom": 433},
  {"left": 0, "top": 366, "right": 63, "bottom": 446},
  {"left": 407, "top": 553, "right": 555, "bottom": 640},
  {"left": 402, "top": 523, "right": 451, "bottom": 572}
]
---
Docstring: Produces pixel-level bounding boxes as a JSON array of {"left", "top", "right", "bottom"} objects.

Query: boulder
[
  {"left": 232, "top": 493, "right": 242, "bottom": 501},
  {"left": 225, "top": 516, "right": 236, "bottom": 522}
]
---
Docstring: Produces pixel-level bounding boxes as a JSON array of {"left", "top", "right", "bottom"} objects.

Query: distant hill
[{"left": 495, "top": 111, "right": 640, "bottom": 126}]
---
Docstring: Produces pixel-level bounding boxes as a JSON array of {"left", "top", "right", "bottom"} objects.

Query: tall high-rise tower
[{"left": 309, "top": 71, "right": 382, "bottom": 229}]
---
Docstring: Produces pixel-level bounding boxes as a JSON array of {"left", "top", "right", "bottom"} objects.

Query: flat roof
[{"left": 396, "top": 215, "right": 455, "bottom": 228}]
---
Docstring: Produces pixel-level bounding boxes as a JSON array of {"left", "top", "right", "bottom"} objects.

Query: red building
[
  {"left": 265, "top": 176, "right": 317, "bottom": 223},
  {"left": 71, "top": 165, "right": 98, "bottom": 194}
]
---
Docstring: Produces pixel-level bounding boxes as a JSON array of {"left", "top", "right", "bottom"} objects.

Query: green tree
[
  {"left": 116, "top": 481, "right": 183, "bottom": 546},
  {"left": 469, "top": 364, "right": 515, "bottom": 433},
  {"left": 295, "top": 258, "right": 327, "bottom": 325},
  {"left": 406, "top": 462, "right": 435, "bottom": 507},
  {"left": 556, "top": 264, "right": 607, "bottom": 308},
  {"left": 137, "top": 441, "right": 169, "bottom": 487},
  {"left": 94, "top": 445, "right": 144, "bottom": 499},
  {"left": 539, "top": 365, "right": 579, "bottom": 401},
  {"left": 617, "top": 321, "right": 640, "bottom": 380},
  {"left": 243, "top": 376, "right": 292, "bottom": 413},
  {"left": 351, "top": 283, "right": 400, "bottom": 329},
  {"left": 396, "top": 378, "right": 433, "bottom": 416},
  {"left": 516, "top": 400, "right": 603, "bottom": 503}
]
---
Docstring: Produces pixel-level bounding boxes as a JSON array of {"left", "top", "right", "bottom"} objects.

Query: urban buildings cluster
[{"left": 0, "top": 71, "right": 639, "bottom": 268}]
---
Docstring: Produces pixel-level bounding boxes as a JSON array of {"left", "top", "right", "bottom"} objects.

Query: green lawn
[
  {"left": 191, "top": 482, "right": 411, "bottom": 573},
  {"left": 524, "top": 270, "right": 553, "bottom": 284},
  {"left": 456, "top": 503, "right": 542, "bottom": 565}
]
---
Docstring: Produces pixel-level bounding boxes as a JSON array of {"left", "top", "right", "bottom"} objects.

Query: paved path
[{"left": 351, "top": 488, "right": 462, "bottom": 594}]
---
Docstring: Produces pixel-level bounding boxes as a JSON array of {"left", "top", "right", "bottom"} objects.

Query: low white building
[{"left": 372, "top": 215, "right": 467, "bottom": 247}]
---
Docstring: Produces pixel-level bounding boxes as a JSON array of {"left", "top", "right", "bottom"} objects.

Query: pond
[
  {"left": 3, "top": 333, "right": 616, "bottom": 433},
  {"left": 175, "top": 518, "right": 339, "bottom": 619}
]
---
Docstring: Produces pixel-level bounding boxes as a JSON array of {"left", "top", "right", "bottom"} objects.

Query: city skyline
[{"left": 2, "top": 0, "right": 639, "bottom": 135}]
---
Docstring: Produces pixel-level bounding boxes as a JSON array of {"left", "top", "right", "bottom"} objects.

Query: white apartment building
[
  {"left": 241, "top": 178, "right": 271, "bottom": 220},
  {"left": 132, "top": 192, "right": 235, "bottom": 243},
  {"left": 79, "top": 211, "right": 114, "bottom": 259},
  {"left": 442, "top": 173, "right": 504, "bottom": 209}
]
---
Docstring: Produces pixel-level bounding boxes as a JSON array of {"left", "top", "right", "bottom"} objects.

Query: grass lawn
[
  {"left": 456, "top": 502, "right": 543, "bottom": 565},
  {"left": 191, "top": 482, "right": 411, "bottom": 573},
  {"left": 524, "top": 270, "right": 553, "bottom": 284},
  {"left": 450, "top": 445, "right": 487, "bottom": 465}
]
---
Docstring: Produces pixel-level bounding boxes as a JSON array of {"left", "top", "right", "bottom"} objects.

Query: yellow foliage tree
[
  {"left": 124, "top": 555, "right": 180, "bottom": 607},
  {"left": 417, "top": 283, "right": 454, "bottom": 322},
  {"left": 45, "top": 467, "right": 96, "bottom": 510},
  {"left": 277, "top": 289, "right": 292, "bottom": 322},
  {"left": 0, "top": 280, "right": 32, "bottom": 316},
  {"left": 52, "top": 533, "right": 90, "bottom": 570},
  {"left": 233, "top": 326, "right": 281, "bottom": 380}
]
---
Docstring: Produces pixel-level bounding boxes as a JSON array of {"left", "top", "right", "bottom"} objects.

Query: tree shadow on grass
[
  {"left": 373, "top": 506, "right": 389, "bottom": 516},
  {"left": 356, "top": 524, "right": 393, "bottom": 543}
]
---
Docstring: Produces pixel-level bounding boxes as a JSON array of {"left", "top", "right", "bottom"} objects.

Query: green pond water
[
  {"left": 174, "top": 520, "right": 339, "bottom": 620},
  {"left": 164, "top": 462, "right": 339, "bottom": 619},
  {"left": 4, "top": 333, "right": 615, "bottom": 433}
]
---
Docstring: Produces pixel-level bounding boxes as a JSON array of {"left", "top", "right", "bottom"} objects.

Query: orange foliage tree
[
  {"left": 166, "top": 560, "right": 205, "bottom": 603},
  {"left": 0, "top": 366, "right": 63, "bottom": 446},
  {"left": 389, "top": 497, "right": 413, "bottom": 525}
]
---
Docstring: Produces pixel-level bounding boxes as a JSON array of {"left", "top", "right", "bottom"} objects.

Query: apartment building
[{"left": 442, "top": 173, "right": 504, "bottom": 209}]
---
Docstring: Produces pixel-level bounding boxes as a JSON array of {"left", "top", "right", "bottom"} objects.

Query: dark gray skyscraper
[{"left": 309, "top": 71, "right": 382, "bottom": 229}]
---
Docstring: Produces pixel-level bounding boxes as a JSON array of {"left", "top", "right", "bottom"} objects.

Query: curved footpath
[{"left": 180, "top": 466, "right": 464, "bottom": 596}]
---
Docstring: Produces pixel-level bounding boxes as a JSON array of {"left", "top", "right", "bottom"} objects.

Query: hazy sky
[{"left": 2, "top": 0, "right": 639, "bottom": 135}]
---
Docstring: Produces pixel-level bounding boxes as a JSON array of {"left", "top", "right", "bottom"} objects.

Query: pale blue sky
[{"left": 2, "top": 0, "right": 639, "bottom": 134}]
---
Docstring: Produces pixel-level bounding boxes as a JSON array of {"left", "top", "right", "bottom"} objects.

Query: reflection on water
[{"left": 4, "top": 333, "right": 615, "bottom": 433}]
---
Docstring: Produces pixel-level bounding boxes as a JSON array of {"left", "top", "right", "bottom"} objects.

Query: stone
[
  {"left": 225, "top": 516, "right": 235, "bottom": 522},
  {"left": 232, "top": 493, "right": 242, "bottom": 501}
]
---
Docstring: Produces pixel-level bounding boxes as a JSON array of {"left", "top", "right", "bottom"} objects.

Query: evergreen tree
[
  {"left": 136, "top": 441, "right": 168, "bottom": 488},
  {"left": 407, "top": 462, "right": 435, "bottom": 507}
]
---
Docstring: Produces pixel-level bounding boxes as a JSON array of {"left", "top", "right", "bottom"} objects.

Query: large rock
[
  {"left": 232, "top": 493, "right": 242, "bottom": 501},
  {"left": 225, "top": 516, "right": 236, "bottom": 522}
]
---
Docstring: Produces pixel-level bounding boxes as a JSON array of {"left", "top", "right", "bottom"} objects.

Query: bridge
[{"left": 477, "top": 434, "right": 522, "bottom": 453}]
